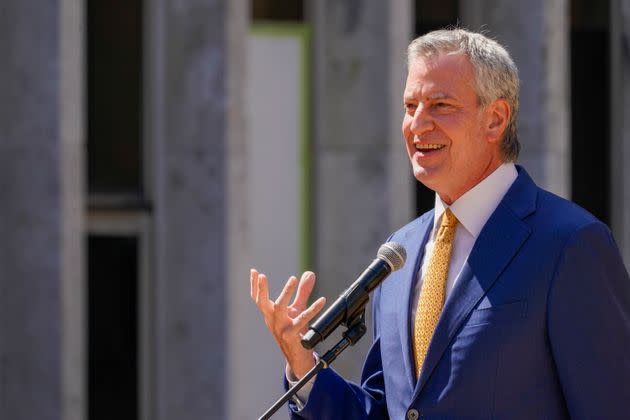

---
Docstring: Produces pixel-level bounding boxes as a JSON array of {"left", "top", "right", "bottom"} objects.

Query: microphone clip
[{"left": 319, "top": 311, "right": 367, "bottom": 368}]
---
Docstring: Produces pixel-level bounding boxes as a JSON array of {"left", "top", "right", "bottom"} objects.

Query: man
[{"left": 250, "top": 28, "right": 630, "bottom": 419}]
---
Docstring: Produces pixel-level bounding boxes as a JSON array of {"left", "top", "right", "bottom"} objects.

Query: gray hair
[{"left": 407, "top": 28, "right": 520, "bottom": 162}]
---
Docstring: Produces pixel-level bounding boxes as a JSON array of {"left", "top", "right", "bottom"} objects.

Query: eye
[
  {"left": 430, "top": 101, "right": 457, "bottom": 113},
  {"left": 404, "top": 103, "right": 417, "bottom": 114}
]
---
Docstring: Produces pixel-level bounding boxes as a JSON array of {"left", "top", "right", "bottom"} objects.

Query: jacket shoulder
[{"left": 534, "top": 188, "right": 606, "bottom": 236}]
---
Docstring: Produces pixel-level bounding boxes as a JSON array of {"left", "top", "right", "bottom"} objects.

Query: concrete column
[
  {"left": 60, "top": 0, "right": 86, "bottom": 419},
  {"left": 310, "top": 0, "right": 413, "bottom": 381},
  {"left": 389, "top": 0, "right": 415, "bottom": 229},
  {"left": 610, "top": 0, "right": 630, "bottom": 266},
  {"left": 460, "top": 0, "right": 571, "bottom": 197},
  {"left": 0, "top": 1, "right": 84, "bottom": 419},
  {"left": 151, "top": 1, "right": 245, "bottom": 419}
]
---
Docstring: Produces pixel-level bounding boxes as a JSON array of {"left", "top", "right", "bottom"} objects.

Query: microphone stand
[{"left": 258, "top": 312, "right": 368, "bottom": 420}]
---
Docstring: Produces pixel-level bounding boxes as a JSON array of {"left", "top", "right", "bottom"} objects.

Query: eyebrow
[
  {"left": 403, "top": 92, "right": 456, "bottom": 105},
  {"left": 427, "top": 92, "right": 454, "bottom": 100}
]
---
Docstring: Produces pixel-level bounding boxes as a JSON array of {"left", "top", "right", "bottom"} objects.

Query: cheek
[
  {"left": 402, "top": 120, "right": 414, "bottom": 151},
  {"left": 453, "top": 134, "right": 486, "bottom": 168},
  {"left": 448, "top": 121, "right": 482, "bottom": 153},
  {"left": 402, "top": 116, "right": 411, "bottom": 138}
]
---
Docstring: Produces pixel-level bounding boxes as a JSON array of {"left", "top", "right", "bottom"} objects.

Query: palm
[{"left": 250, "top": 269, "right": 327, "bottom": 378}]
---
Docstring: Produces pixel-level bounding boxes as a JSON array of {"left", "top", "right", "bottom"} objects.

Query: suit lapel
[
  {"left": 412, "top": 167, "right": 537, "bottom": 399},
  {"left": 395, "top": 211, "right": 434, "bottom": 391}
]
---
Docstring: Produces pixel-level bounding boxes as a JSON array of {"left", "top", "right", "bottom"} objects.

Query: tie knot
[{"left": 441, "top": 208, "right": 459, "bottom": 228}]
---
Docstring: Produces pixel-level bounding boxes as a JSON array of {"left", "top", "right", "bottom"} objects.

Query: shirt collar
[{"left": 433, "top": 163, "right": 518, "bottom": 239}]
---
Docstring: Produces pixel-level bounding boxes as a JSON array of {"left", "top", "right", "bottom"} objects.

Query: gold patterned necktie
[{"left": 413, "top": 208, "right": 459, "bottom": 379}]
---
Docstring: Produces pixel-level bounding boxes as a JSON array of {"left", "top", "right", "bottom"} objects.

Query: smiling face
[{"left": 402, "top": 53, "right": 508, "bottom": 204}]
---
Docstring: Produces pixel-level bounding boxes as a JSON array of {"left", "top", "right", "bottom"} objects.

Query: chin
[{"left": 413, "top": 167, "right": 439, "bottom": 190}]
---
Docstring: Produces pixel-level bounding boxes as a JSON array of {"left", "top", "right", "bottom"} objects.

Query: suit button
[{"left": 407, "top": 408, "right": 419, "bottom": 420}]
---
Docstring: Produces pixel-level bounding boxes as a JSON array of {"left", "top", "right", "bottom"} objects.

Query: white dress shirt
[
  {"left": 288, "top": 163, "right": 518, "bottom": 408},
  {"left": 412, "top": 162, "right": 518, "bottom": 321}
]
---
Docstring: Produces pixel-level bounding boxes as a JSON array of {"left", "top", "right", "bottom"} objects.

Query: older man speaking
[{"left": 251, "top": 28, "right": 630, "bottom": 419}]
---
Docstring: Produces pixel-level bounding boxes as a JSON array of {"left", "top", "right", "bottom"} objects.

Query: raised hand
[{"left": 250, "top": 269, "right": 327, "bottom": 379}]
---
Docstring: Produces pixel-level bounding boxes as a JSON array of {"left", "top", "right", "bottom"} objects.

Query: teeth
[{"left": 416, "top": 144, "right": 444, "bottom": 150}]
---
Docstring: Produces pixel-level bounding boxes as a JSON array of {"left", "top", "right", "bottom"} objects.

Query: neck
[{"left": 437, "top": 160, "right": 504, "bottom": 205}]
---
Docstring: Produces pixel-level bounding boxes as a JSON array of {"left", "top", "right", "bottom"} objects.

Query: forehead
[{"left": 404, "top": 53, "right": 476, "bottom": 100}]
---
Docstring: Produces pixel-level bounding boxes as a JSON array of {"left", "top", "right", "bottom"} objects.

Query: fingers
[
  {"left": 291, "top": 271, "right": 316, "bottom": 311},
  {"left": 294, "top": 296, "right": 327, "bottom": 330},
  {"left": 250, "top": 271, "right": 273, "bottom": 315},
  {"left": 251, "top": 269, "right": 299, "bottom": 315},
  {"left": 257, "top": 274, "right": 270, "bottom": 307},
  {"left": 275, "top": 276, "right": 298, "bottom": 307},
  {"left": 249, "top": 269, "right": 258, "bottom": 301},
  {"left": 250, "top": 269, "right": 322, "bottom": 334}
]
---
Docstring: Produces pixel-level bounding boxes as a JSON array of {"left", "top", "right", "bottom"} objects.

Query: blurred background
[{"left": 1, "top": 0, "right": 629, "bottom": 419}]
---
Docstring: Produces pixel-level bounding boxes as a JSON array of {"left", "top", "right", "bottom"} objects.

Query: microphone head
[{"left": 377, "top": 242, "right": 406, "bottom": 272}]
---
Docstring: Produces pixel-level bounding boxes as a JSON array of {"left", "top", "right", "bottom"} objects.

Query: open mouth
[{"left": 415, "top": 143, "right": 445, "bottom": 154}]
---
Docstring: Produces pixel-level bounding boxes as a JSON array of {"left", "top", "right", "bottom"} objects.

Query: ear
[{"left": 485, "top": 99, "right": 510, "bottom": 144}]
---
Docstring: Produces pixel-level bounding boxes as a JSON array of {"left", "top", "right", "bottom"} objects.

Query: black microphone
[{"left": 301, "top": 242, "right": 406, "bottom": 349}]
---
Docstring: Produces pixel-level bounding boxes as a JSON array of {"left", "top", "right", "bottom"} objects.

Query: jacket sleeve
[
  {"left": 287, "top": 286, "right": 389, "bottom": 420},
  {"left": 547, "top": 221, "right": 630, "bottom": 419}
]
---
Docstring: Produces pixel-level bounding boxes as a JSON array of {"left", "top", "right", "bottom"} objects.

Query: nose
[{"left": 410, "top": 104, "right": 434, "bottom": 136}]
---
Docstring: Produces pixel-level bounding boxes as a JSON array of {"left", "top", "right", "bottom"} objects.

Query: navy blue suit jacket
[{"left": 289, "top": 167, "right": 630, "bottom": 419}]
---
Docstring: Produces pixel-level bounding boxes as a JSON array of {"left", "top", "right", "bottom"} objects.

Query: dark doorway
[
  {"left": 252, "top": 0, "right": 303, "bottom": 21},
  {"left": 570, "top": 0, "right": 611, "bottom": 225},
  {"left": 87, "top": 0, "right": 144, "bottom": 195},
  {"left": 88, "top": 235, "right": 138, "bottom": 420}
]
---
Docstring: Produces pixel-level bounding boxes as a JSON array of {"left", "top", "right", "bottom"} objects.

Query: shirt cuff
[{"left": 285, "top": 353, "right": 319, "bottom": 411}]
